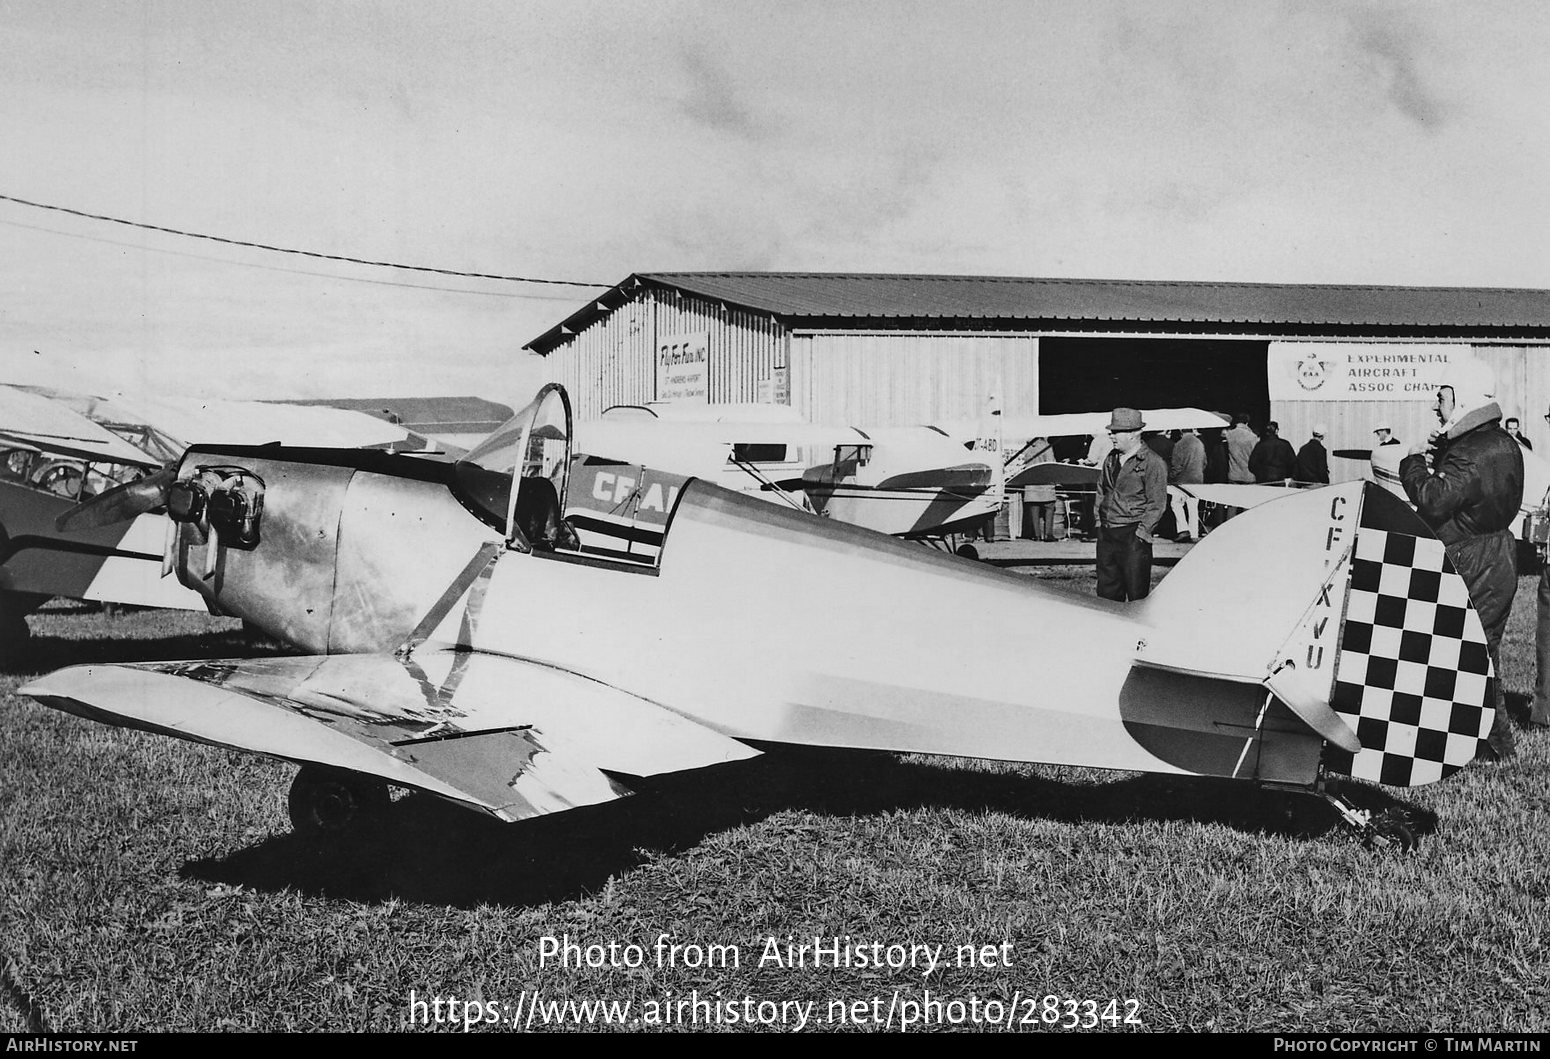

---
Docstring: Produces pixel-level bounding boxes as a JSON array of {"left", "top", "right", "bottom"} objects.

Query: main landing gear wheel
[
  {"left": 955, "top": 543, "right": 980, "bottom": 561},
  {"left": 287, "top": 766, "right": 390, "bottom": 838}
]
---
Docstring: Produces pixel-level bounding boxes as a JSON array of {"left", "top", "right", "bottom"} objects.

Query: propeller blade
[{"left": 54, "top": 464, "right": 177, "bottom": 533}]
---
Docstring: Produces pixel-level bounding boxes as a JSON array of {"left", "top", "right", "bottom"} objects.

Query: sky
[{"left": 2, "top": 0, "right": 1549, "bottom": 411}]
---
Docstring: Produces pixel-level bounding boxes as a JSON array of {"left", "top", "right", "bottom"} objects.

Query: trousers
[
  {"left": 1533, "top": 560, "right": 1550, "bottom": 726},
  {"left": 1096, "top": 523, "right": 1152, "bottom": 602},
  {"left": 1167, "top": 485, "right": 1199, "bottom": 539},
  {"left": 1446, "top": 532, "right": 1518, "bottom": 755}
]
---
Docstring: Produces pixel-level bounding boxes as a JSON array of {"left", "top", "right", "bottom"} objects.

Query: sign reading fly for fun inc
[
  {"left": 1269, "top": 342, "right": 1472, "bottom": 402},
  {"left": 657, "top": 331, "right": 709, "bottom": 402}
]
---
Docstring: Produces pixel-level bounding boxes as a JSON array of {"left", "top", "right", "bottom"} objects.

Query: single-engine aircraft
[
  {"left": 578, "top": 404, "right": 1004, "bottom": 553},
  {"left": 20, "top": 384, "right": 1502, "bottom": 852}
]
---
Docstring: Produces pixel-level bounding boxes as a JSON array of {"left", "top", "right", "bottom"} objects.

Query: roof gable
[{"left": 527, "top": 272, "right": 1550, "bottom": 353}]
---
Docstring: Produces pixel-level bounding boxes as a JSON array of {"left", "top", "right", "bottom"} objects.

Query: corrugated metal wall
[
  {"left": 540, "top": 288, "right": 789, "bottom": 419},
  {"left": 789, "top": 333, "right": 1041, "bottom": 425},
  {"left": 538, "top": 291, "right": 1550, "bottom": 449}
]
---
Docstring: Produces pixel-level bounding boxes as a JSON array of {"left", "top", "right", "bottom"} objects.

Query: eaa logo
[{"left": 1296, "top": 354, "right": 1332, "bottom": 392}]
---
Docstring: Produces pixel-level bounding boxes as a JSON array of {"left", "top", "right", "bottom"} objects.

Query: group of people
[
  {"left": 1091, "top": 361, "right": 1549, "bottom": 761},
  {"left": 1088, "top": 411, "right": 1332, "bottom": 602}
]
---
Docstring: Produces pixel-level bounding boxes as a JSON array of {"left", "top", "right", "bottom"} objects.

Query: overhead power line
[{"left": 0, "top": 192, "right": 611, "bottom": 288}]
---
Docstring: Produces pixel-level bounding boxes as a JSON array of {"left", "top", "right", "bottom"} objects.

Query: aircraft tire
[
  {"left": 955, "top": 543, "right": 980, "bottom": 561},
  {"left": 1363, "top": 808, "right": 1416, "bottom": 853},
  {"left": 287, "top": 766, "right": 390, "bottom": 838}
]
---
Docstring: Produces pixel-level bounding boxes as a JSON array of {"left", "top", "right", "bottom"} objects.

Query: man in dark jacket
[
  {"left": 1095, "top": 408, "right": 1168, "bottom": 602},
  {"left": 1249, "top": 421, "right": 1297, "bottom": 482},
  {"left": 1400, "top": 361, "right": 1524, "bottom": 759},
  {"left": 1294, "top": 426, "right": 1330, "bottom": 484}
]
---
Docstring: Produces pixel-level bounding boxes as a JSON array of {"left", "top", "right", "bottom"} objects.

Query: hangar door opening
[{"left": 1039, "top": 337, "right": 1269, "bottom": 421}]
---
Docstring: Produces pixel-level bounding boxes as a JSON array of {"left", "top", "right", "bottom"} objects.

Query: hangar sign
[
  {"left": 1269, "top": 342, "right": 1470, "bottom": 402},
  {"left": 657, "top": 331, "right": 709, "bottom": 403}
]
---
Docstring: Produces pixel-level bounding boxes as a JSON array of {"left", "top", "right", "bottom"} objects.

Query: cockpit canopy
[{"left": 454, "top": 384, "right": 572, "bottom": 549}]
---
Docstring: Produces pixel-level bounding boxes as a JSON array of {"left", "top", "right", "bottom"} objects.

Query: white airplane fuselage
[{"left": 165, "top": 445, "right": 1320, "bottom": 788}]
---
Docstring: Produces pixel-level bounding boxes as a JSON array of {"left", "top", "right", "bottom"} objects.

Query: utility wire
[
  {"left": 0, "top": 192, "right": 611, "bottom": 288},
  {"left": 0, "top": 215, "right": 585, "bottom": 300}
]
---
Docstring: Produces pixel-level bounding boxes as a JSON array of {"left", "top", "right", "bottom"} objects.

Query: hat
[
  {"left": 1437, "top": 358, "right": 1497, "bottom": 419},
  {"left": 1373, "top": 424, "right": 1391, "bottom": 434},
  {"left": 1313, "top": 425, "right": 1326, "bottom": 437},
  {"left": 1107, "top": 407, "right": 1145, "bottom": 432}
]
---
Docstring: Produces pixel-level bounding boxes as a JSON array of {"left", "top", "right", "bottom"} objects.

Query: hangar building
[{"left": 526, "top": 273, "right": 1550, "bottom": 481}]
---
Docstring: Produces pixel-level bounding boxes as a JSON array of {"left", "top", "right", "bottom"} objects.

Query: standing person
[
  {"left": 1400, "top": 360, "right": 1524, "bottom": 760},
  {"left": 1226, "top": 413, "right": 1258, "bottom": 484},
  {"left": 1202, "top": 424, "right": 1229, "bottom": 483},
  {"left": 1506, "top": 417, "right": 1533, "bottom": 450},
  {"left": 1369, "top": 423, "right": 1407, "bottom": 499},
  {"left": 1532, "top": 403, "right": 1550, "bottom": 730},
  {"left": 1094, "top": 408, "right": 1168, "bottom": 602},
  {"left": 1294, "top": 425, "right": 1330, "bottom": 484},
  {"left": 1249, "top": 421, "right": 1297, "bottom": 483},
  {"left": 1168, "top": 426, "right": 1206, "bottom": 542}
]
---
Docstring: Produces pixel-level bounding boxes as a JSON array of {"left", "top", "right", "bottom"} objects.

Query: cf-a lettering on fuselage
[
  {"left": 19, "top": 384, "right": 1497, "bottom": 851},
  {"left": 588, "top": 469, "right": 679, "bottom": 514}
]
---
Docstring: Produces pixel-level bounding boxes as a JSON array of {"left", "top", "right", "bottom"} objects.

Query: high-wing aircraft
[
  {"left": 0, "top": 385, "right": 444, "bottom": 649},
  {"left": 0, "top": 386, "right": 208, "bottom": 644},
  {"left": 20, "top": 383, "right": 1502, "bottom": 852},
  {"left": 577, "top": 404, "right": 1004, "bottom": 552}
]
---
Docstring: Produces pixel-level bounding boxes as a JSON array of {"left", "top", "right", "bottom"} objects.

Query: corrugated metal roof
[{"left": 526, "top": 272, "right": 1550, "bottom": 353}]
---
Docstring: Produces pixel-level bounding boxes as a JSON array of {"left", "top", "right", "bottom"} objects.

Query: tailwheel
[
  {"left": 1317, "top": 776, "right": 1420, "bottom": 853},
  {"left": 287, "top": 765, "right": 390, "bottom": 838},
  {"left": 1362, "top": 808, "right": 1416, "bottom": 853}
]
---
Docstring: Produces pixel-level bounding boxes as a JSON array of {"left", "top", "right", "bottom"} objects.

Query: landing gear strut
[{"left": 287, "top": 766, "right": 390, "bottom": 838}]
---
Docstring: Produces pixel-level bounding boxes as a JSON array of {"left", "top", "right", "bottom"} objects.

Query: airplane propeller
[{"left": 54, "top": 463, "right": 177, "bottom": 533}]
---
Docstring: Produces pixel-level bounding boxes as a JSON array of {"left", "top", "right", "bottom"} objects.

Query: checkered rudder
[{"left": 1323, "top": 490, "right": 1496, "bottom": 786}]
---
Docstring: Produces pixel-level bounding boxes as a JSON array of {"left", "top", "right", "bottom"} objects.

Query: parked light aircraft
[
  {"left": 934, "top": 407, "right": 1229, "bottom": 485},
  {"left": 20, "top": 383, "right": 1502, "bottom": 852},
  {"left": 579, "top": 403, "right": 1003, "bottom": 551},
  {"left": 0, "top": 386, "right": 440, "bottom": 648},
  {"left": 0, "top": 386, "right": 205, "bottom": 644}
]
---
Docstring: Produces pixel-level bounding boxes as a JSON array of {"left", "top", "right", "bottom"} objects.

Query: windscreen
[{"left": 454, "top": 384, "right": 572, "bottom": 539}]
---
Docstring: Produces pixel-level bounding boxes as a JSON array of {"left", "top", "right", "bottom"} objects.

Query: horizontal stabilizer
[{"left": 22, "top": 650, "right": 759, "bottom": 822}]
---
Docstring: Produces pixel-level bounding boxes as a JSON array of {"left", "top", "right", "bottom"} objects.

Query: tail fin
[{"left": 1138, "top": 481, "right": 1495, "bottom": 787}]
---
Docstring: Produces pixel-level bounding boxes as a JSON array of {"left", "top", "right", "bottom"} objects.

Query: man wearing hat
[
  {"left": 1294, "top": 425, "right": 1330, "bottom": 484},
  {"left": 1401, "top": 358, "right": 1524, "bottom": 760},
  {"left": 1094, "top": 407, "right": 1168, "bottom": 602},
  {"left": 1369, "top": 423, "right": 1406, "bottom": 499}
]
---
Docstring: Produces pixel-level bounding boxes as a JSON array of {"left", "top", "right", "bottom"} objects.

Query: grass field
[{"left": 2, "top": 573, "right": 1548, "bottom": 1034}]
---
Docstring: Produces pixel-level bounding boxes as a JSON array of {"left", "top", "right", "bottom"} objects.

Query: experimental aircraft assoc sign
[{"left": 1269, "top": 342, "right": 1471, "bottom": 402}]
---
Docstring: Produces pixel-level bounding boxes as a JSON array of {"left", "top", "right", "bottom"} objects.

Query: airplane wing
[
  {"left": 0, "top": 385, "right": 162, "bottom": 467},
  {"left": 22, "top": 648, "right": 760, "bottom": 823},
  {"left": 574, "top": 418, "right": 868, "bottom": 482},
  {"left": 936, "top": 407, "right": 1228, "bottom": 443},
  {"left": 101, "top": 393, "right": 425, "bottom": 451},
  {"left": 1178, "top": 482, "right": 1315, "bottom": 509}
]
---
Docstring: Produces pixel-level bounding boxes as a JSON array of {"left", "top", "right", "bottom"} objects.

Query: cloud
[
  {"left": 1350, "top": 12, "right": 1448, "bottom": 130},
  {"left": 676, "top": 47, "right": 769, "bottom": 140}
]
